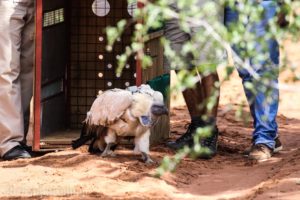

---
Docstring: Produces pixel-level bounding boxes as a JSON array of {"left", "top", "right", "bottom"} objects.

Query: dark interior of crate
[{"left": 40, "top": 0, "right": 136, "bottom": 142}]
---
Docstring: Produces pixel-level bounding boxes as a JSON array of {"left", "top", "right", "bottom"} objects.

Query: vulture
[{"left": 72, "top": 84, "right": 168, "bottom": 163}]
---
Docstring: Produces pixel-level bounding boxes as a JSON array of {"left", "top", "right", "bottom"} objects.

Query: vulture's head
[
  {"left": 130, "top": 86, "right": 168, "bottom": 127},
  {"left": 137, "top": 84, "right": 168, "bottom": 116},
  {"left": 150, "top": 91, "right": 168, "bottom": 116}
]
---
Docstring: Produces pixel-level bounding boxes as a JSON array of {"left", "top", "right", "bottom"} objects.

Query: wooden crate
[
  {"left": 34, "top": 0, "right": 169, "bottom": 150},
  {"left": 142, "top": 30, "right": 170, "bottom": 144}
]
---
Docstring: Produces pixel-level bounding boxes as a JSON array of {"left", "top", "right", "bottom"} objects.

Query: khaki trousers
[{"left": 0, "top": 0, "right": 34, "bottom": 156}]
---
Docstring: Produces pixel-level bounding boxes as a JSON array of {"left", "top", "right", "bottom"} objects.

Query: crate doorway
[{"left": 34, "top": 0, "right": 169, "bottom": 150}]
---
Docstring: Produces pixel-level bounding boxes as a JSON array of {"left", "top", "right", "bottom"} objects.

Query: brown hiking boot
[
  {"left": 248, "top": 144, "right": 273, "bottom": 161},
  {"left": 273, "top": 137, "right": 283, "bottom": 153},
  {"left": 243, "top": 137, "right": 283, "bottom": 156}
]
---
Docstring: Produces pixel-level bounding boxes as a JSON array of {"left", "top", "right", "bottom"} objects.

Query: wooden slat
[{"left": 143, "top": 31, "right": 170, "bottom": 144}]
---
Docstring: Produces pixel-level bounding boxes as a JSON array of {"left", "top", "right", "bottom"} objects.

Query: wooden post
[{"left": 33, "top": 0, "right": 43, "bottom": 151}]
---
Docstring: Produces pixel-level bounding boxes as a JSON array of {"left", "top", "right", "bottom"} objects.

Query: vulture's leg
[
  {"left": 134, "top": 129, "right": 155, "bottom": 164},
  {"left": 101, "top": 129, "right": 117, "bottom": 157}
]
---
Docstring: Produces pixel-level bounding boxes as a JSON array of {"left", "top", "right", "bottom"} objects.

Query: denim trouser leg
[{"left": 225, "top": 1, "right": 279, "bottom": 149}]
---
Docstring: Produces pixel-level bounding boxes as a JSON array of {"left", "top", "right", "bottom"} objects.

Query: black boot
[
  {"left": 166, "top": 116, "right": 208, "bottom": 150},
  {"left": 166, "top": 117, "right": 219, "bottom": 159},
  {"left": 166, "top": 122, "right": 201, "bottom": 150},
  {"left": 197, "top": 126, "right": 219, "bottom": 159},
  {"left": 2, "top": 145, "right": 31, "bottom": 161}
]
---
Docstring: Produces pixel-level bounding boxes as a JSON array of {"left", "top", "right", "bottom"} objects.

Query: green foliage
[
  {"left": 155, "top": 146, "right": 190, "bottom": 177},
  {"left": 105, "top": 0, "right": 300, "bottom": 176}
]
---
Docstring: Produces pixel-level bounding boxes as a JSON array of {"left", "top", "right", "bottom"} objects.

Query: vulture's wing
[{"left": 86, "top": 89, "right": 133, "bottom": 127}]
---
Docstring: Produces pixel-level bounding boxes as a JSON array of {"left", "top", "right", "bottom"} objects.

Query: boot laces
[{"left": 175, "top": 123, "right": 197, "bottom": 143}]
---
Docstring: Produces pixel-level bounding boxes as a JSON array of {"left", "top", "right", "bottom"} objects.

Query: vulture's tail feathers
[
  {"left": 71, "top": 122, "right": 95, "bottom": 149},
  {"left": 88, "top": 126, "right": 108, "bottom": 153}
]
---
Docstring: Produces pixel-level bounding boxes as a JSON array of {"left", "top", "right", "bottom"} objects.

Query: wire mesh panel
[{"left": 69, "top": 0, "right": 136, "bottom": 128}]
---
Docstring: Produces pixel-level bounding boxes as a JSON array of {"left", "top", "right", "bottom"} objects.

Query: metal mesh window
[
  {"left": 69, "top": 0, "right": 136, "bottom": 128},
  {"left": 92, "top": 0, "right": 110, "bottom": 16},
  {"left": 43, "top": 8, "right": 64, "bottom": 27}
]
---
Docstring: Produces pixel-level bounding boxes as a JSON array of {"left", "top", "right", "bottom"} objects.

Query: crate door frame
[
  {"left": 33, "top": 0, "right": 144, "bottom": 151},
  {"left": 33, "top": 0, "right": 43, "bottom": 151}
]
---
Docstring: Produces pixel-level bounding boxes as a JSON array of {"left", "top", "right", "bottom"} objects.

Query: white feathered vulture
[{"left": 72, "top": 84, "right": 168, "bottom": 163}]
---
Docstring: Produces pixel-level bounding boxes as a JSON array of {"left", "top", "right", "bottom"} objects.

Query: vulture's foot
[
  {"left": 101, "top": 150, "right": 115, "bottom": 157},
  {"left": 101, "top": 143, "right": 116, "bottom": 157},
  {"left": 145, "top": 158, "right": 155, "bottom": 165},
  {"left": 141, "top": 152, "right": 156, "bottom": 164}
]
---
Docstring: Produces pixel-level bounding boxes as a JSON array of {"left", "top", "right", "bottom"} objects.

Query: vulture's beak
[{"left": 151, "top": 103, "right": 169, "bottom": 116}]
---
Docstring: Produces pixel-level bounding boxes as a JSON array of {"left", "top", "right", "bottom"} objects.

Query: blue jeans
[{"left": 225, "top": 1, "right": 279, "bottom": 149}]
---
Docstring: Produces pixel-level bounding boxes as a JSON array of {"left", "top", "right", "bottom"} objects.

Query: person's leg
[
  {"left": 163, "top": 3, "right": 207, "bottom": 121},
  {"left": 182, "top": 73, "right": 220, "bottom": 159},
  {"left": 164, "top": 17, "right": 208, "bottom": 150},
  {"left": 247, "top": 1, "right": 279, "bottom": 160},
  {"left": 225, "top": 1, "right": 279, "bottom": 160},
  {"left": 181, "top": 80, "right": 206, "bottom": 118},
  {"left": 20, "top": 1, "right": 35, "bottom": 144},
  {"left": 201, "top": 73, "right": 220, "bottom": 119},
  {"left": 164, "top": 1, "right": 220, "bottom": 121},
  {"left": 0, "top": 1, "right": 31, "bottom": 159},
  {"left": 164, "top": 3, "right": 220, "bottom": 157},
  {"left": 167, "top": 73, "right": 219, "bottom": 156},
  {"left": 182, "top": 73, "right": 220, "bottom": 129}
]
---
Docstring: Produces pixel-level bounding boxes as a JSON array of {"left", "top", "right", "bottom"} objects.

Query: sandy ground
[{"left": 0, "top": 43, "right": 300, "bottom": 199}]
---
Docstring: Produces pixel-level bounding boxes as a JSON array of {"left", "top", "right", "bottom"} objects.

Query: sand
[{"left": 0, "top": 42, "right": 299, "bottom": 199}]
